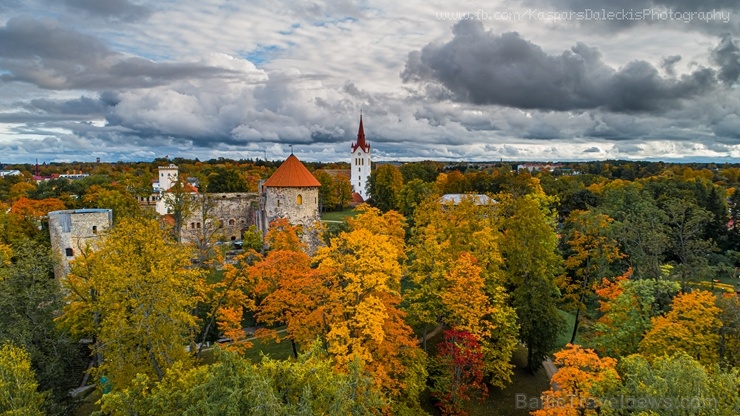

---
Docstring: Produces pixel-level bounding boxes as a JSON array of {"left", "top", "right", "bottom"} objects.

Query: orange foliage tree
[{"left": 533, "top": 344, "right": 620, "bottom": 416}]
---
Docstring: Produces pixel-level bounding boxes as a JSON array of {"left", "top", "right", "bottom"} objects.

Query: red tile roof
[{"left": 264, "top": 154, "right": 321, "bottom": 187}]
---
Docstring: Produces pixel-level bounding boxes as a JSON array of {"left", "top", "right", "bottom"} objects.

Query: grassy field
[
  {"left": 555, "top": 309, "right": 578, "bottom": 348},
  {"left": 320, "top": 208, "right": 359, "bottom": 221}
]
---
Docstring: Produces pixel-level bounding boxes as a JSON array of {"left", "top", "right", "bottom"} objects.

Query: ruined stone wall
[
  {"left": 48, "top": 209, "right": 112, "bottom": 279},
  {"left": 180, "top": 193, "right": 259, "bottom": 244}
]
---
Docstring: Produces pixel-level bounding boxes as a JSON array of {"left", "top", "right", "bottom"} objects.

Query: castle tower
[
  {"left": 351, "top": 114, "right": 371, "bottom": 201},
  {"left": 158, "top": 164, "right": 179, "bottom": 192},
  {"left": 48, "top": 209, "right": 113, "bottom": 279},
  {"left": 258, "top": 154, "right": 321, "bottom": 250}
]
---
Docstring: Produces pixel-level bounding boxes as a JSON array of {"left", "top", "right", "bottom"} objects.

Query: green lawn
[
  {"left": 555, "top": 309, "right": 578, "bottom": 349},
  {"left": 320, "top": 208, "right": 359, "bottom": 221}
]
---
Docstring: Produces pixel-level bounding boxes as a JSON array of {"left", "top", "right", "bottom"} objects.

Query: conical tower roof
[
  {"left": 264, "top": 154, "right": 321, "bottom": 187},
  {"left": 351, "top": 114, "right": 370, "bottom": 153}
]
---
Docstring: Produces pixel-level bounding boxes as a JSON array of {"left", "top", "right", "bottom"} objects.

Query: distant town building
[
  {"left": 351, "top": 114, "right": 371, "bottom": 201},
  {"left": 440, "top": 194, "right": 496, "bottom": 206},
  {"left": 48, "top": 209, "right": 112, "bottom": 279},
  {"left": 0, "top": 170, "right": 21, "bottom": 177},
  {"left": 258, "top": 154, "right": 321, "bottom": 251}
]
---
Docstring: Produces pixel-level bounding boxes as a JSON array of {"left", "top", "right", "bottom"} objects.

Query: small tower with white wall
[
  {"left": 158, "top": 164, "right": 179, "bottom": 192},
  {"left": 351, "top": 114, "right": 371, "bottom": 201}
]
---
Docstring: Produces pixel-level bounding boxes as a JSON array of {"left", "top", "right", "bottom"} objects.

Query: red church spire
[{"left": 351, "top": 113, "right": 370, "bottom": 153}]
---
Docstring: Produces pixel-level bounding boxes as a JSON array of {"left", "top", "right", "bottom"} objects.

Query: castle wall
[
  {"left": 179, "top": 193, "right": 259, "bottom": 244},
  {"left": 48, "top": 209, "right": 112, "bottom": 279}
]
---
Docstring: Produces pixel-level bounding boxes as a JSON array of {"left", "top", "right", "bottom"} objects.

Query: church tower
[{"left": 351, "top": 114, "right": 371, "bottom": 201}]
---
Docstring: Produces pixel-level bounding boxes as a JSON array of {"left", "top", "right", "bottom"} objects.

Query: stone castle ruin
[{"left": 48, "top": 209, "right": 112, "bottom": 279}]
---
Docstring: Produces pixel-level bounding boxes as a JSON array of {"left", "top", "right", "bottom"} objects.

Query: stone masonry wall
[
  {"left": 48, "top": 209, "right": 112, "bottom": 279},
  {"left": 180, "top": 193, "right": 259, "bottom": 244}
]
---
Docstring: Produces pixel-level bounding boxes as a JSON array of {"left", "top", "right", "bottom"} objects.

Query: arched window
[
  {"left": 277, "top": 200, "right": 280, "bottom": 207},
  {"left": 297, "top": 194, "right": 303, "bottom": 205},
  {"left": 92, "top": 226, "right": 97, "bottom": 234},
  {"left": 229, "top": 219, "right": 235, "bottom": 226},
  {"left": 65, "top": 248, "right": 74, "bottom": 257}
]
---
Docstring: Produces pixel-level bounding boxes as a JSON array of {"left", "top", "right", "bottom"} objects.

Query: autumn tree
[
  {"left": 405, "top": 196, "right": 518, "bottom": 386},
  {"left": 591, "top": 272, "right": 680, "bottom": 358},
  {"left": 251, "top": 220, "right": 325, "bottom": 357},
  {"left": 82, "top": 184, "right": 142, "bottom": 223},
  {"left": 0, "top": 344, "right": 46, "bottom": 416},
  {"left": 533, "top": 344, "right": 620, "bottom": 416},
  {"left": 639, "top": 290, "right": 722, "bottom": 367},
  {"left": 500, "top": 195, "right": 564, "bottom": 372},
  {"left": 561, "top": 210, "right": 624, "bottom": 344},
  {"left": 59, "top": 217, "right": 204, "bottom": 390},
  {"left": 431, "top": 329, "right": 488, "bottom": 416},
  {"left": 441, "top": 253, "right": 518, "bottom": 385},
  {"left": 314, "top": 208, "right": 428, "bottom": 413}
]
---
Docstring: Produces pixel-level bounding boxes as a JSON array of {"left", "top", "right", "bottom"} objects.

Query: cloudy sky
[{"left": 1, "top": 0, "right": 739, "bottom": 163}]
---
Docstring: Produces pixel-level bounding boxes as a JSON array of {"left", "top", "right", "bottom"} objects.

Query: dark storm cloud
[
  {"left": 61, "top": 0, "right": 151, "bottom": 22},
  {"left": 712, "top": 34, "right": 740, "bottom": 84},
  {"left": 583, "top": 146, "right": 602, "bottom": 153},
  {"left": 402, "top": 20, "right": 717, "bottom": 113},
  {"left": 23, "top": 96, "right": 112, "bottom": 115},
  {"left": 0, "top": 17, "right": 240, "bottom": 90},
  {"left": 660, "top": 55, "right": 681, "bottom": 76}
]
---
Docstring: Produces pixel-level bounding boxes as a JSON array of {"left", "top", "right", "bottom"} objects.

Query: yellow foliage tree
[
  {"left": 59, "top": 217, "right": 204, "bottom": 390},
  {"left": 639, "top": 290, "right": 722, "bottom": 367},
  {"left": 314, "top": 209, "right": 428, "bottom": 412}
]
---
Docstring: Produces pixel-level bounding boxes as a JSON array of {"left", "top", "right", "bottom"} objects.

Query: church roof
[
  {"left": 351, "top": 115, "right": 370, "bottom": 153},
  {"left": 264, "top": 154, "right": 321, "bottom": 187}
]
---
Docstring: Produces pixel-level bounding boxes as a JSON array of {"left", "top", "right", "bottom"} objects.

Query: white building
[{"left": 350, "top": 115, "right": 371, "bottom": 201}]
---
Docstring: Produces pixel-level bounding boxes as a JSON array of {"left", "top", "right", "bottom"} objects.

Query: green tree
[
  {"left": 0, "top": 240, "right": 81, "bottom": 414},
  {"left": 369, "top": 164, "right": 403, "bottom": 212},
  {"left": 597, "top": 182, "right": 667, "bottom": 279},
  {"left": 397, "top": 178, "right": 434, "bottom": 218},
  {"left": 600, "top": 353, "right": 740, "bottom": 416},
  {"left": 500, "top": 195, "right": 564, "bottom": 372},
  {"left": 663, "top": 197, "right": 716, "bottom": 288},
  {"left": 99, "top": 344, "right": 386, "bottom": 416},
  {"left": 205, "top": 166, "right": 249, "bottom": 193},
  {"left": 0, "top": 343, "right": 46, "bottom": 416},
  {"left": 592, "top": 274, "right": 681, "bottom": 358}
]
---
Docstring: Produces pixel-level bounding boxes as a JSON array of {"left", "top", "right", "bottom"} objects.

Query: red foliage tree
[{"left": 431, "top": 328, "right": 488, "bottom": 416}]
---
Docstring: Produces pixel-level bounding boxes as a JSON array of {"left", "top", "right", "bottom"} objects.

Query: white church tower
[{"left": 351, "top": 114, "right": 371, "bottom": 201}]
